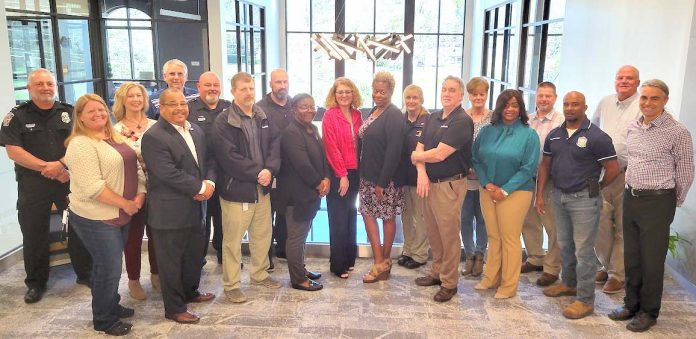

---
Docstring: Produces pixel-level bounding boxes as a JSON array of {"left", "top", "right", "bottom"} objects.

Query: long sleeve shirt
[
  {"left": 321, "top": 106, "right": 363, "bottom": 178},
  {"left": 472, "top": 120, "right": 540, "bottom": 193}
]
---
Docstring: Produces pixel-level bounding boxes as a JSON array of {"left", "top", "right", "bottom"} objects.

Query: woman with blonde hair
[
  {"left": 396, "top": 84, "right": 431, "bottom": 270},
  {"left": 112, "top": 82, "right": 159, "bottom": 300},
  {"left": 322, "top": 77, "right": 363, "bottom": 279},
  {"left": 65, "top": 93, "right": 146, "bottom": 336}
]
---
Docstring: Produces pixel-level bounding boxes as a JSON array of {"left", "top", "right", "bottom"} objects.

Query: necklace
[{"left": 125, "top": 115, "right": 145, "bottom": 130}]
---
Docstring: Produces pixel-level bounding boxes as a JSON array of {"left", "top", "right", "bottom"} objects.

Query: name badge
[
  {"left": 197, "top": 116, "right": 206, "bottom": 122},
  {"left": 261, "top": 125, "right": 269, "bottom": 129},
  {"left": 26, "top": 123, "right": 36, "bottom": 128},
  {"left": 440, "top": 125, "right": 449, "bottom": 128}
]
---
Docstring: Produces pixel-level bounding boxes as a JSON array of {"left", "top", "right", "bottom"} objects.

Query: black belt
[
  {"left": 625, "top": 185, "right": 675, "bottom": 197},
  {"left": 431, "top": 173, "right": 465, "bottom": 183}
]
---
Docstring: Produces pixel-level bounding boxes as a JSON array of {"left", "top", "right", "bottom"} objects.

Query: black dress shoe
[
  {"left": 291, "top": 279, "right": 323, "bottom": 291},
  {"left": 403, "top": 258, "right": 426, "bottom": 269},
  {"left": 608, "top": 306, "right": 636, "bottom": 321},
  {"left": 103, "top": 321, "right": 132, "bottom": 336},
  {"left": 305, "top": 270, "right": 322, "bottom": 280},
  {"left": 119, "top": 305, "right": 135, "bottom": 318},
  {"left": 627, "top": 312, "right": 657, "bottom": 332},
  {"left": 24, "top": 287, "right": 46, "bottom": 304},
  {"left": 397, "top": 255, "right": 412, "bottom": 266}
]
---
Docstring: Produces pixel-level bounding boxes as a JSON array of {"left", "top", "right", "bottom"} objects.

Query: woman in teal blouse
[{"left": 471, "top": 89, "right": 540, "bottom": 299}]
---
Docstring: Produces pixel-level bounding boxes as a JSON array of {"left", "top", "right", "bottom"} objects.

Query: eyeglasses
[
  {"left": 336, "top": 90, "right": 352, "bottom": 95},
  {"left": 161, "top": 102, "right": 188, "bottom": 108}
]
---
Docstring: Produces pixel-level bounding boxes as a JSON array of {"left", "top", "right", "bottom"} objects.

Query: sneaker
[
  {"left": 602, "top": 278, "right": 625, "bottom": 294},
  {"left": 563, "top": 300, "right": 594, "bottom": 319},
  {"left": 225, "top": 288, "right": 248, "bottom": 303},
  {"left": 595, "top": 270, "right": 608, "bottom": 284},
  {"left": 251, "top": 276, "right": 282, "bottom": 289},
  {"left": 543, "top": 283, "right": 577, "bottom": 297}
]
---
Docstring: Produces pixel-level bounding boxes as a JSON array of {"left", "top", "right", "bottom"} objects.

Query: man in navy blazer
[{"left": 141, "top": 89, "right": 216, "bottom": 324}]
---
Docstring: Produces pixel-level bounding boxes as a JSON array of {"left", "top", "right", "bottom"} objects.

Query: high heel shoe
[{"left": 363, "top": 262, "right": 390, "bottom": 283}]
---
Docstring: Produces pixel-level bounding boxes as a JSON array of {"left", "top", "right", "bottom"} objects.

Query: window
[
  {"left": 225, "top": 0, "right": 266, "bottom": 100},
  {"left": 481, "top": 0, "right": 565, "bottom": 110},
  {"left": 286, "top": 0, "right": 467, "bottom": 111}
]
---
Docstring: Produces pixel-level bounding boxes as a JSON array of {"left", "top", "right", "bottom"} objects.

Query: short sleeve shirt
[
  {"left": 0, "top": 101, "right": 73, "bottom": 176},
  {"left": 188, "top": 98, "right": 231, "bottom": 149},
  {"left": 543, "top": 118, "right": 617, "bottom": 192},
  {"left": 419, "top": 106, "right": 474, "bottom": 180}
]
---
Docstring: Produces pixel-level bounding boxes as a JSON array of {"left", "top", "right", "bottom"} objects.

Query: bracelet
[{"left": 58, "top": 159, "right": 68, "bottom": 169}]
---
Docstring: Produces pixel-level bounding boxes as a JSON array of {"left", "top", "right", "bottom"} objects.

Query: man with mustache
[
  {"left": 148, "top": 59, "right": 199, "bottom": 120},
  {"left": 0, "top": 68, "right": 92, "bottom": 304},
  {"left": 256, "top": 69, "right": 293, "bottom": 270},
  {"left": 187, "top": 72, "right": 231, "bottom": 264}
]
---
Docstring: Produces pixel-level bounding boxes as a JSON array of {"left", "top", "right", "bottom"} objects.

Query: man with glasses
[{"left": 148, "top": 59, "right": 199, "bottom": 120}]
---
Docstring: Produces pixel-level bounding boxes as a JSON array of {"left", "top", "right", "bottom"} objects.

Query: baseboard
[{"left": 0, "top": 246, "right": 22, "bottom": 273}]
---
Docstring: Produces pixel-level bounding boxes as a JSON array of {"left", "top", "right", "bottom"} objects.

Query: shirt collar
[
  {"left": 169, "top": 120, "right": 192, "bottom": 132},
  {"left": 561, "top": 117, "right": 592, "bottom": 131},
  {"left": 532, "top": 108, "right": 559, "bottom": 122},
  {"left": 615, "top": 92, "right": 639, "bottom": 107},
  {"left": 637, "top": 111, "right": 671, "bottom": 128}
]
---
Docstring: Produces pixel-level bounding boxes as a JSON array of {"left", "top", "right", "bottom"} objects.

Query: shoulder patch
[{"left": 3, "top": 112, "right": 14, "bottom": 126}]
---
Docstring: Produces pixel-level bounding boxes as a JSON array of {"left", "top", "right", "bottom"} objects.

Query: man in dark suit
[{"left": 141, "top": 89, "right": 216, "bottom": 324}]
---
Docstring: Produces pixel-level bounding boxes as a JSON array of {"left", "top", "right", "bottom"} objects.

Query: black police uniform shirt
[
  {"left": 418, "top": 106, "right": 474, "bottom": 180},
  {"left": 0, "top": 101, "right": 73, "bottom": 179},
  {"left": 187, "top": 97, "right": 232, "bottom": 141},
  {"left": 543, "top": 117, "right": 617, "bottom": 193}
]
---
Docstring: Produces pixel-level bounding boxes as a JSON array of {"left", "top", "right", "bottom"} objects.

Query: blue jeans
[
  {"left": 552, "top": 189, "right": 602, "bottom": 304},
  {"left": 70, "top": 211, "right": 129, "bottom": 331},
  {"left": 460, "top": 189, "right": 487, "bottom": 257}
]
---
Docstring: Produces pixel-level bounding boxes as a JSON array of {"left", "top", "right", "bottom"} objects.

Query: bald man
[
  {"left": 187, "top": 72, "right": 231, "bottom": 264},
  {"left": 536, "top": 91, "right": 620, "bottom": 319},
  {"left": 591, "top": 65, "right": 642, "bottom": 294}
]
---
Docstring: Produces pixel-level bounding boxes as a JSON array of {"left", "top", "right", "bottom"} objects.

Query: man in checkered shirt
[{"left": 608, "top": 79, "right": 694, "bottom": 332}]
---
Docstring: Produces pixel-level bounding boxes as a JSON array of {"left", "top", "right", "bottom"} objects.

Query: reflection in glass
[
  {"left": 253, "top": 32, "right": 262, "bottom": 72},
  {"left": 375, "top": 0, "right": 404, "bottom": 33},
  {"left": 63, "top": 82, "right": 94, "bottom": 104},
  {"left": 375, "top": 55, "right": 404, "bottom": 108},
  {"left": 437, "top": 35, "right": 463, "bottom": 104},
  {"left": 131, "top": 30, "right": 154, "bottom": 79},
  {"left": 312, "top": 51, "right": 334, "bottom": 110},
  {"left": 523, "top": 26, "right": 540, "bottom": 88},
  {"left": 286, "top": 33, "right": 311, "bottom": 96},
  {"left": 414, "top": 0, "right": 438, "bottom": 33},
  {"left": 105, "top": 29, "right": 132, "bottom": 79},
  {"left": 345, "top": 57, "right": 374, "bottom": 108},
  {"left": 7, "top": 19, "right": 57, "bottom": 91},
  {"left": 412, "top": 34, "right": 438, "bottom": 109},
  {"left": 226, "top": 30, "right": 239, "bottom": 68},
  {"left": 224, "top": 0, "right": 237, "bottom": 26},
  {"left": 58, "top": 19, "right": 93, "bottom": 83},
  {"left": 286, "top": 0, "right": 310, "bottom": 31},
  {"left": 543, "top": 22, "right": 564, "bottom": 84},
  {"left": 56, "top": 0, "right": 90, "bottom": 16},
  {"left": 311, "top": 0, "right": 334, "bottom": 32},
  {"left": 439, "top": 0, "right": 465, "bottom": 34},
  {"left": 548, "top": 0, "right": 567, "bottom": 21},
  {"left": 345, "top": 0, "right": 374, "bottom": 33},
  {"left": 5, "top": 0, "right": 50, "bottom": 12}
]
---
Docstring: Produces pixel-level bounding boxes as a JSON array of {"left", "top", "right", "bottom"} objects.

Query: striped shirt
[{"left": 626, "top": 112, "right": 694, "bottom": 206}]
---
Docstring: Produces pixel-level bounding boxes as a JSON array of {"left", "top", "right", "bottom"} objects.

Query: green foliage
[{"left": 668, "top": 231, "right": 692, "bottom": 259}]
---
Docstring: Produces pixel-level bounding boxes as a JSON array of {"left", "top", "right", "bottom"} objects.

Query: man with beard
[
  {"left": 256, "top": 69, "right": 293, "bottom": 270},
  {"left": 148, "top": 59, "right": 199, "bottom": 119},
  {"left": 537, "top": 91, "right": 620, "bottom": 319},
  {"left": 188, "top": 72, "right": 231, "bottom": 264}
]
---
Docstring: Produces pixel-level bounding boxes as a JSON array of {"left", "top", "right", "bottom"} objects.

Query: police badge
[
  {"left": 577, "top": 136, "right": 588, "bottom": 148},
  {"left": 2, "top": 112, "right": 13, "bottom": 127},
  {"left": 61, "top": 111, "right": 71, "bottom": 123}
]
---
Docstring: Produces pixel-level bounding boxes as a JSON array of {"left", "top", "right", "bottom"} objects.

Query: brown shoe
[
  {"left": 521, "top": 261, "right": 543, "bottom": 273},
  {"left": 165, "top": 310, "right": 200, "bottom": 324},
  {"left": 595, "top": 270, "right": 608, "bottom": 284},
  {"left": 433, "top": 287, "right": 457, "bottom": 302},
  {"left": 543, "top": 283, "right": 577, "bottom": 297},
  {"left": 471, "top": 254, "right": 484, "bottom": 277},
  {"left": 461, "top": 258, "right": 474, "bottom": 276},
  {"left": 562, "top": 300, "right": 594, "bottom": 319},
  {"left": 189, "top": 291, "right": 215, "bottom": 303},
  {"left": 602, "top": 278, "right": 625, "bottom": 294},
  {"left": 415, "top": 276, "right": 442, "bottom": 286},
  {"left": 536, "top": 273, "right": 559, "bottom": 287}
]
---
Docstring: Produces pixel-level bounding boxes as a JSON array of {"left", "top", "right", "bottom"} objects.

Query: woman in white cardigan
[
  {"left": 64, "top": 93, "right": 146, "bottom": 336},
  {"left": 112, "top": 82, "right": 159, "bottom": 300}
]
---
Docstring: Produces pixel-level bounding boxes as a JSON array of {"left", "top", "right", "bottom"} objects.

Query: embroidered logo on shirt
[
  {"left": 2, "top": 112, "right": 13, "bottom": 126},
  {"left": 577, "top": 136, "right": 588, "bottom": 148},
  {"left": 197, "top": 116, "right": 206, "bottom": 122},
  {"left": 61, "top": 111, "right": 71, "bottom": 124}
]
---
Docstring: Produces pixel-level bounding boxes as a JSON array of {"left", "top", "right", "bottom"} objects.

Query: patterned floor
[{"left": 0, "top": 255, "right": 695, "bottom": 338}]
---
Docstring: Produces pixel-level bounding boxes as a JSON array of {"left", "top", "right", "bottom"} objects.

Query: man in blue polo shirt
[{"left": 534, "top": 91, "right": 620, "bottom": 319}]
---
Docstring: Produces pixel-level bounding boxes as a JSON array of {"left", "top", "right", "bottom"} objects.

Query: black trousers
[
  {"left": 285, "top": 207, "right": 312, "bottom": 284},
  {"left": 326, "top": 170, "right": 358, "bottom": 275},
  {"left": 623, "top": 189, "right": 676, "bottom": 318},
  {"left": 152, "top": 224, "right": 205, "bottom": 315},
  {"left": 204, "top": 192, "right": 222, "bottom": 257},
  {"left": 17, "top": 175, "right": 91, "bottom": 289}
]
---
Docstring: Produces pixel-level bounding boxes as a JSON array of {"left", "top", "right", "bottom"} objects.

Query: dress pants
[
  {"left": 123, "top": 204, "right": 158, "bottom": 280},
  {"left": 595, "top": 172, "right": 626, "bottom": 281},
  {"left": 401, "top": 186, "right": 430, "bottom": 263},
  {"left": 521, "top": 180, "right": 561, "bottom": 275},
  {"left": 220, "top": 186, "right": 272, "bottom": 290},
  {"left": 623, "top": 190, "right": 676, "bottom": 318},
  {"left": 285, "top": 207, "right": 313, "bottom": 285},
  {"left": 151, "top": 223, "right": 205, "bottom": 315},
  {"left": 17, "top": 176, "right": 91, "bottom": 288},
  {"left": 326, "top": 170, "right": 359, "bottom": 275},
  {"left": 479, "top": 189, "right": 532, "bottom": 296},
  {"left": 205, "top": 190, "right": 223, "bottom": 257},
  {"left": 423, "top": 178, "right": 467, "bottom": 290}
]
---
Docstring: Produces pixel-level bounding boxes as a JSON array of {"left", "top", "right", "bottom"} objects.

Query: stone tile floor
[{"left": 0, "top": 256, "right": 695, "bottom": 338}]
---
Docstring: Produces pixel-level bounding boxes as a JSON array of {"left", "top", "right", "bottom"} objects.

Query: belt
[
  {"left": 430, "top": 173, "right": 465, "bottom": 183},
  {"left": 625, "top": 185, "right": 675, "bottom": 197}
]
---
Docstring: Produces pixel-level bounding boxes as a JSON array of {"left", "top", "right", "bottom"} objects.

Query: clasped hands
[
  {"left": 122, "top": 193, "right": 146, "bottom": 216},
  {"left": 485, "top": 183, "right": 506, "bottom": 203},
  {"left": 315, "top": 178, "right": 330, "bottom": 197},
  {"left": 41, "top": 161, "right": 69, "bottom": 183},
  {"left": 194, "top": 181, "right": 215, "bottom": 201}
]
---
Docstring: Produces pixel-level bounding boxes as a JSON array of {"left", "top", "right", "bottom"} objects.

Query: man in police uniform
[
  {"left": 148, "top": 59, "right": 199, "bottom": 119},
  {"left": 187, "top": 71, "right": 231, "bottom": 264},
  {"left": 536, "top": 91, "right": 620, "bottom": 319},
  {"left": 256, "top": 69, "right": 293, "bottom": 269},
  {"left": 0, "top": 68, "right": 92, "bottom": 303}
]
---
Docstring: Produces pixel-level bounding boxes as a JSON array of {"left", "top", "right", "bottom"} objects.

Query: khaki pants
[
  {"left": 595, "top": 171, "right": 625, "bottom": 281},
  {"left": 521, "top": 180, "right": 561, "bottom": 275},
  {"left": 423, "top": 178, "right": 467, "bottom": 289},
  {"left": 401, "top": 186, "right": 430, "bottom": 263},
  {"left": 220, "top": 186, "right": 272, "bottom": 290},
  {"left": 479, "top": 189, "right": 533, "bottom": 297}
]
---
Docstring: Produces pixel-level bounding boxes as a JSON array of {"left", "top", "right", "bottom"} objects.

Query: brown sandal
[{"left": 363, "top": 262, "right": 390, "bottom": 283}]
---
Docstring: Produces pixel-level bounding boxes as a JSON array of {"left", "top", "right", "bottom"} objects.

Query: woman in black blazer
[{"left": 278, "top": 93, "right": 331, "bottom": 291}]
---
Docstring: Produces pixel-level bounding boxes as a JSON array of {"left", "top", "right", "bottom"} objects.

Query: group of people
[{"left": 0, "top": 61, "right": 692, "bottom": 335}]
